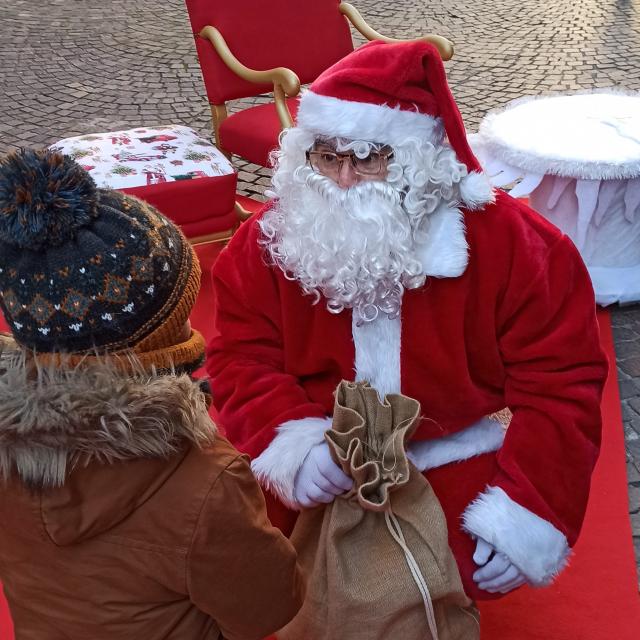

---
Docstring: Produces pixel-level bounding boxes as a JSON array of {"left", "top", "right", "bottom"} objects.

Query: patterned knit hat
[{"left": 0, "top": 149, "right": 204, "bottom": 371}]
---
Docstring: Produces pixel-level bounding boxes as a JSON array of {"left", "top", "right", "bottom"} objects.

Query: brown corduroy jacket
[{"left": 0, "top": 348, "right": 304, "bottom": 640}]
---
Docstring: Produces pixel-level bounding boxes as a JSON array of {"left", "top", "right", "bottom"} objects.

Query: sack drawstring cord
[{"left": 384, "top": 508, "right": 440, "bottom": 640}]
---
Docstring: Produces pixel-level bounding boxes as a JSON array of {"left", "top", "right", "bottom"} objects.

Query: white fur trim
[
  {"left": 589, "top": 263, "right": 640, "bottom": 306},
  {"left": 476, "top": 90, "right": 640, "bottom": 180},
  {"left": 415, "top": 204, "right": 469, "bottom": 277},
  {"left": 297, "top": 90, "right": 445, "bottom": 149},
  {"left": 462, "top": 486, "right": 570, "bottom": 586},
  {"left": 353, "top": 314, "right": 401, "bottom": 397},
  {"left": 250, "top": 417, "right": 332, "bottom": 509},
  {"left": 460, "top": 171, "right": 495, "bottom": 210},
  {"left": 408, "top": 417, "right": 505, "bottom": 471}
]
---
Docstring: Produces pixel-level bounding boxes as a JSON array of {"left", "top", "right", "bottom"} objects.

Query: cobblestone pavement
[{"left": 1, "top": 0, "right": 639, "bottom": 580}]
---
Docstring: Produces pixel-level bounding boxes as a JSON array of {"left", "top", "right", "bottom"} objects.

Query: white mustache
[{"left": 300, "top": 169, "right": 403, "bottom": 210}]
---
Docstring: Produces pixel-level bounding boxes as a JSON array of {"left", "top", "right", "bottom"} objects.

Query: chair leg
[
  {"left": 210, "top": 103, "right": 232, "bottom": 160},
  {"left": 234, "top": 200, "right": 253, "bottom": 222}
]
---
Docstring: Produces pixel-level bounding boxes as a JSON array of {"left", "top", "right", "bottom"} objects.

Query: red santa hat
[{"left": 296, "top": 40, "right": 493, "bottom": 209}]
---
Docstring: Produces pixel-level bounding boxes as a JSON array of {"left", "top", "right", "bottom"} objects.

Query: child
[{"left": 0, "top": 149, "right": 304, "bottom": 640}]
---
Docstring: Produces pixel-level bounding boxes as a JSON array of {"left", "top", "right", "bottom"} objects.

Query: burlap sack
[{"left": 278, "top": 381, "right": 479, "bottom": 640}]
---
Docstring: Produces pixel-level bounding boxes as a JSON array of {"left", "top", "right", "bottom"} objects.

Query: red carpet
[
  {"left": 190, "top": 240, "right": 225, "bottom": 346},
  {"left": 1, "top": 268, "right": 639, "bottom": 639}
]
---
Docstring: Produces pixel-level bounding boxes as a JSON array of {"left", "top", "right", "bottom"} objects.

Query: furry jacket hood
[{"left": 0, "top": 340, "right": 216, "bottom": 544}]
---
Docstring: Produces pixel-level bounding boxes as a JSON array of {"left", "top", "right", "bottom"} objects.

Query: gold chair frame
[{"left": 197, "top": 2, "right": 454, "bottom": 152}]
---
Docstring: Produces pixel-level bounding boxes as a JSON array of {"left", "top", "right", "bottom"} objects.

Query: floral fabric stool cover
[
  {"left": 50, "top": 125, "right": 238, "bottom": 241},
  {"left": 470, "top": 92, "right": 640, "bottom": 305}
]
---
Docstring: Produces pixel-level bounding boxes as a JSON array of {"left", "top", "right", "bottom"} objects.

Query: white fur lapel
[
  {"left": 352, "top": 314, "right": 402, "bottom": 397},
  {"left": 415, "top": 205, "right": 469, "bottom": 277}
]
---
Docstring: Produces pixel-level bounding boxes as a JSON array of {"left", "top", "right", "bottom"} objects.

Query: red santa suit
[
  {"left": 207, "top": 191, "right": 606, "bottom": 599},
  {"left": 205, "top": 41, "right": 608, "bottom": 600}
]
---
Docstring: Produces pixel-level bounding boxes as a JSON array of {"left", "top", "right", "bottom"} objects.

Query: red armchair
[{"left": 185, "top": 1, "right": 454, "bottom": 167}]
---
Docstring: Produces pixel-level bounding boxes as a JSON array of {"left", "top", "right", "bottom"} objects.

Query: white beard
[{"left": 259, "top": 168, "right": 426, "bottom": 324}]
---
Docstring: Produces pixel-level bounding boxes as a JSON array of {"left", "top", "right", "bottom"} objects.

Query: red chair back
[{"left": 185, "top": 0, "right": 354, "bottom": 103}]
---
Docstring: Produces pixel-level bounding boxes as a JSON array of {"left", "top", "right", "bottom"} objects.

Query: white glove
[
  {"left": 472, "top": 537, "right": 527, "bottom": 594},
  {"left": 293, "top": 442, "right": 353, "bottom": 509}
]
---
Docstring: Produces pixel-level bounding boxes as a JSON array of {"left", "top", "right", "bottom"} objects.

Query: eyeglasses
[{"left": 306, "top": 147, "right": 394, "bottom": 177}]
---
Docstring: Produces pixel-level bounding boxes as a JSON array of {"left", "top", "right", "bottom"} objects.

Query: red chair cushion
[
  {"left": 219, "top": 99, "right": 299, "bottom": 167},
  {"left": 122, "top": 172, "right": 238, "bottom": 237}
]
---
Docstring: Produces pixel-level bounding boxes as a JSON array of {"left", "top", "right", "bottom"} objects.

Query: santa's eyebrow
[
  {"left": 312, "top": 138, "right": 338, "bottom": 151},
  {"left": 338, "top": 138, "right": 386, "bottom": 152},
  {"left": 312, "top": 138, "right": 390, "bottom": 156}
]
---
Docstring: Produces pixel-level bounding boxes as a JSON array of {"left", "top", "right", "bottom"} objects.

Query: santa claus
[{"left": 206, "top": 40, "right": 608, "bottom": 600}]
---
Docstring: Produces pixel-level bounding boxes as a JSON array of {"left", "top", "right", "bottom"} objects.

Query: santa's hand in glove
[
  {"left": 294, "top": 442, "right": 353, "bottom": 508},
  {"left": 472, "top": 537, "right": 527, "bottom": 594}
]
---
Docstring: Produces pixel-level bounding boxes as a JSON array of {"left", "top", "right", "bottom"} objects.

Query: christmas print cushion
[{"left": 50, "top": 125, "right": 234, "bottom": 189}]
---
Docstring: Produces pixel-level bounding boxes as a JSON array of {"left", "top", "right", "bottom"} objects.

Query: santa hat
[{"left": 296, "top": 40, "right": 493, "bottom": 209}]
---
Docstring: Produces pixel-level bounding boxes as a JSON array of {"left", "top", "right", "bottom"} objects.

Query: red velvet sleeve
[
  {"left": 205, "top": 217, "right": 326, "bottom": 458},
  {"left": 493, "top": 233, "right": 608, "bottom": 544}
]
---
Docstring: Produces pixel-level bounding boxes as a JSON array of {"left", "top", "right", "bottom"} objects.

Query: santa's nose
[{"left": 336, "top": 158, "right": 360, "bottom": 188}]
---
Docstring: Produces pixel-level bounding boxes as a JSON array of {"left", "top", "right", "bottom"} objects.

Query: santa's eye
[{"left": 356, "top": 154, "right": 377, "bottom": 167}]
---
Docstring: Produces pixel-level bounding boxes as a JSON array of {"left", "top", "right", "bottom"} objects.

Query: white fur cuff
[
  {"left": 250, "top": 417, "right": 332, "bottom": 509},
  {"left": 462, "top": 486, "right": 570, "bottom": 586},
  {"left": 408, "top": 416, "right": 505, "bottom": 471}
]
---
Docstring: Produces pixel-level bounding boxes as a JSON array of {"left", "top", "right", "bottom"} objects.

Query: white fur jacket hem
[{"left": 406, "top": 416, "right": 505, "bottom": 471}]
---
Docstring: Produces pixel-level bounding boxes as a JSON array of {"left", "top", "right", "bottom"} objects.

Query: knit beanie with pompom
[{"left": 0, "top": 149, "right": 204, "bottom": 372}]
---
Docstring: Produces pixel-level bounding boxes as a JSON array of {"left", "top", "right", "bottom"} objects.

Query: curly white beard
[
  {"left": 260, "top": 129, "right": 468, "bottom": 324},
  {"left": 259, "top": 167, "right": 426, "bottom": 323}
]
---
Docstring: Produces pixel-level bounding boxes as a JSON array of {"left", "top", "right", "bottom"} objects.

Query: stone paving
[{"left": 0, "top": 0, "right": 639, "bottom": 579}]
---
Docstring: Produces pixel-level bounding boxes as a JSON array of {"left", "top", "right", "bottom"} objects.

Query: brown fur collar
[{"left": 0, "top": 343, "right": 216, "bottom": 488}]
